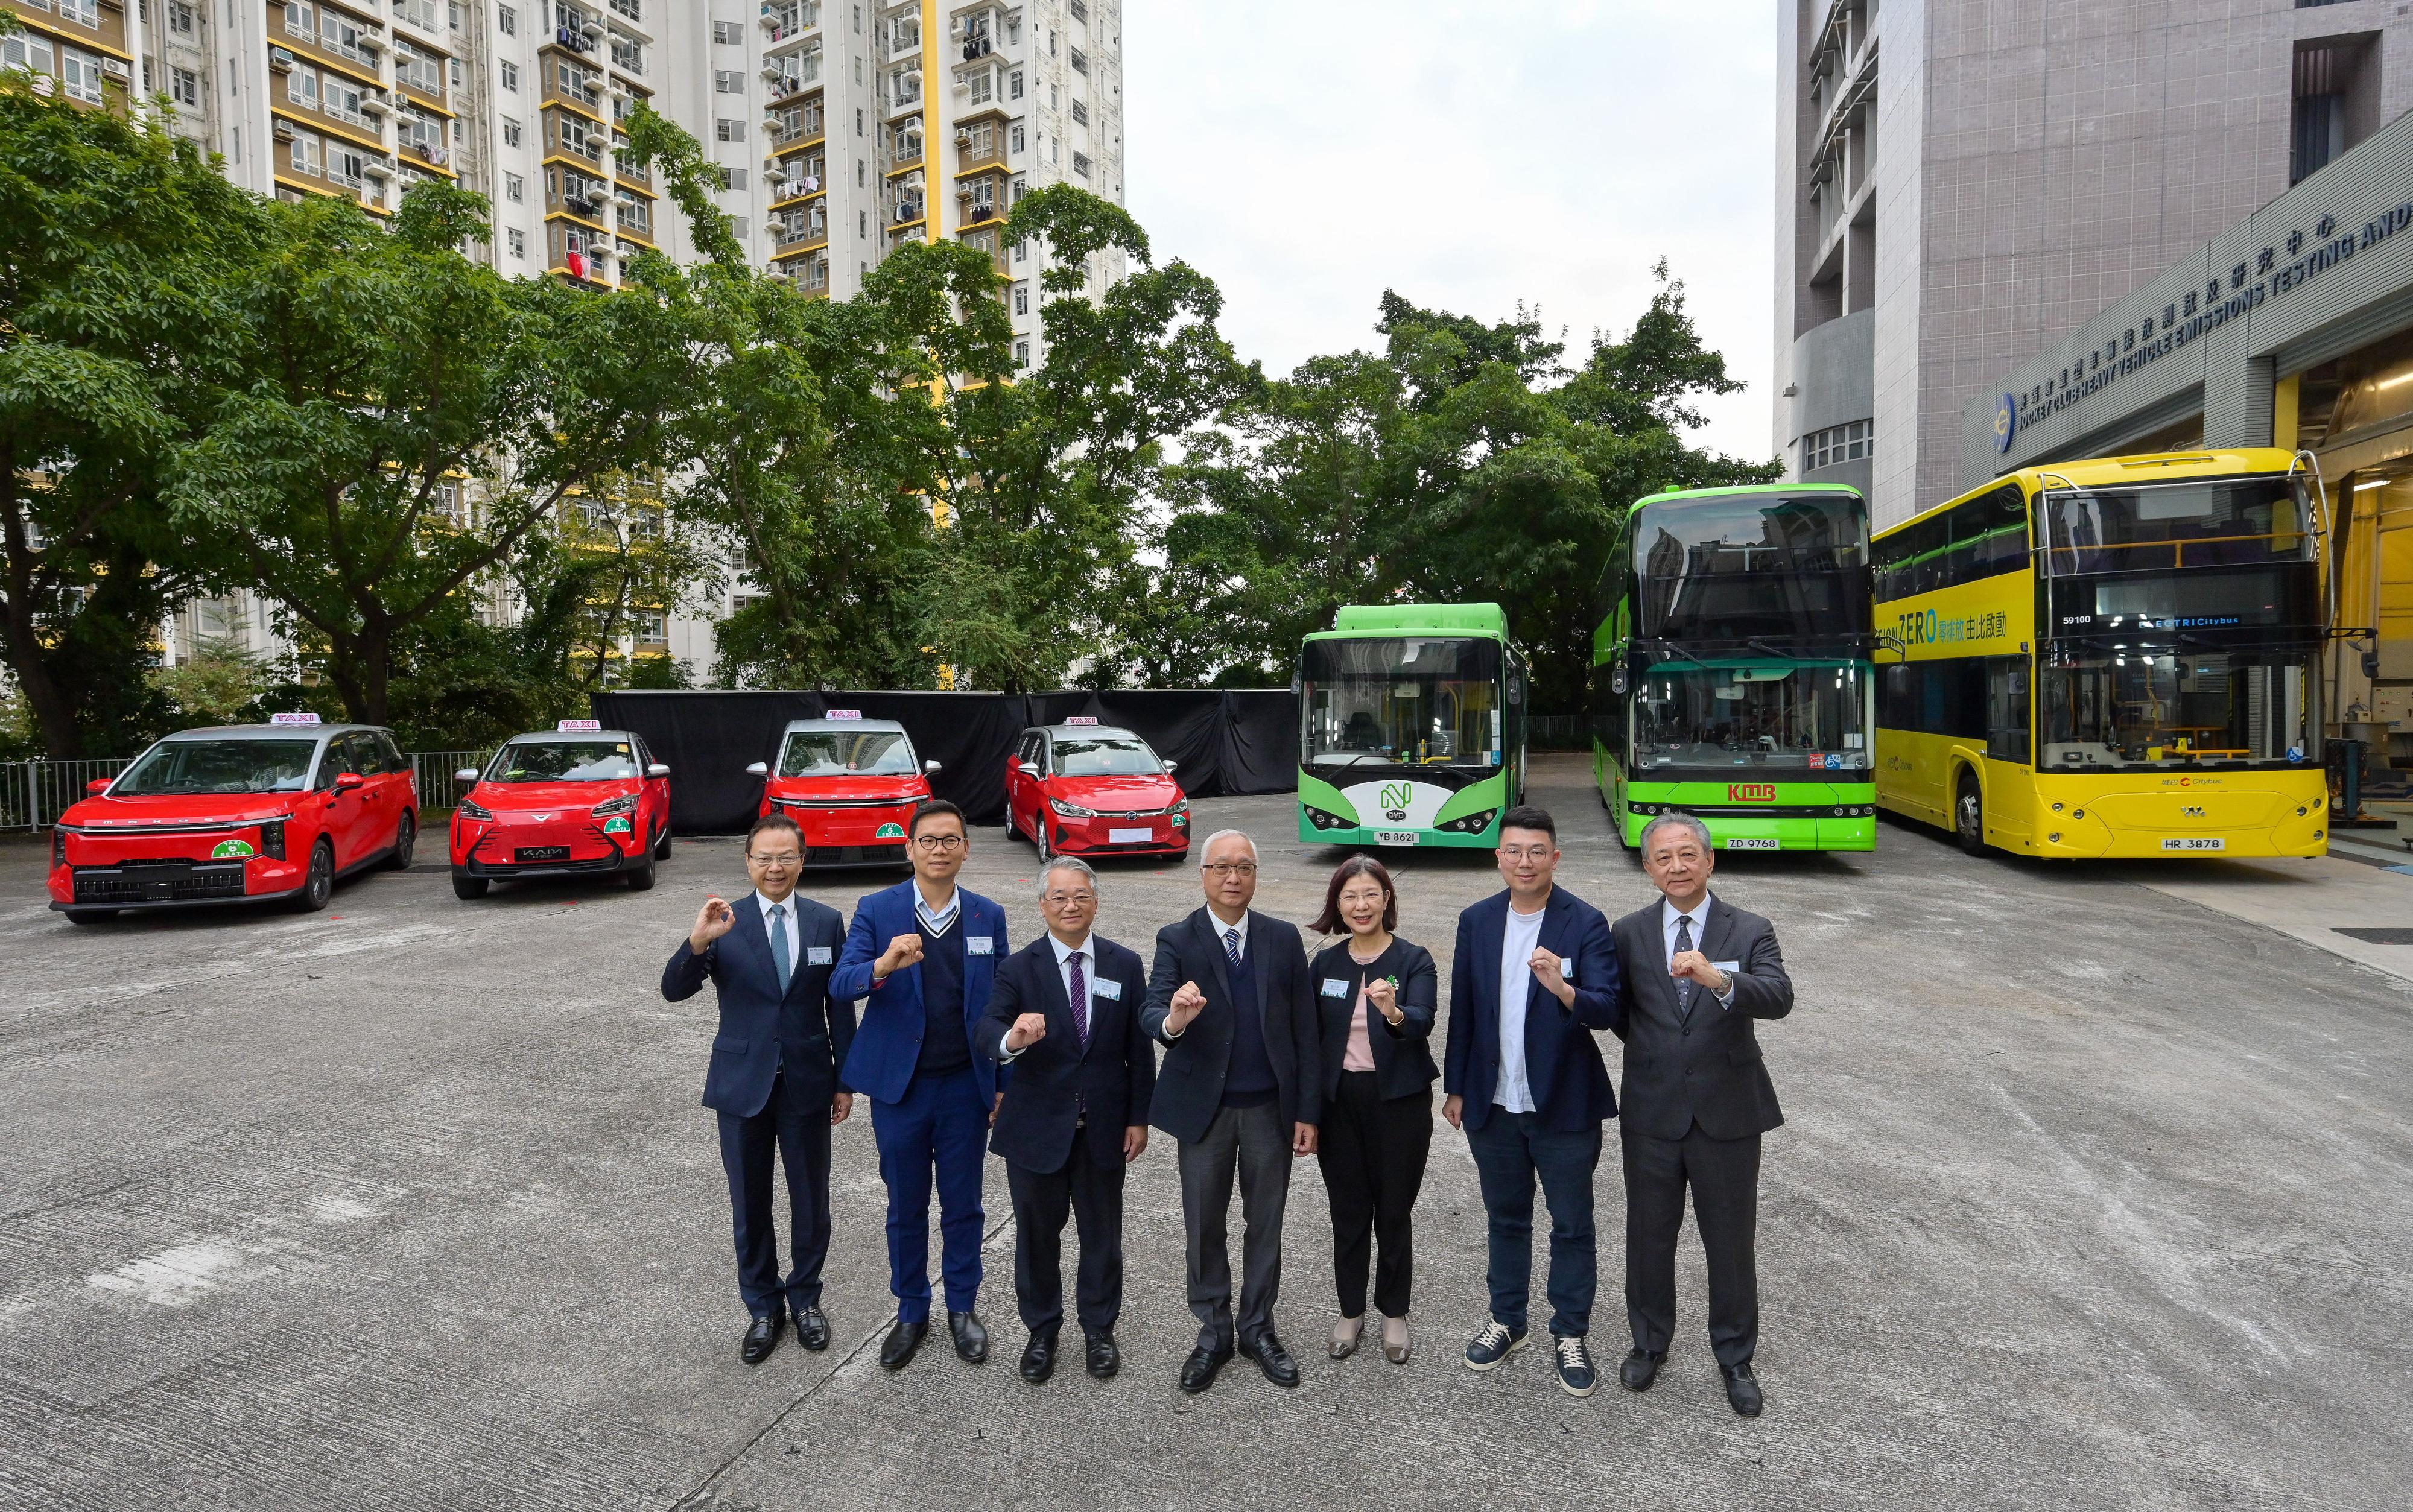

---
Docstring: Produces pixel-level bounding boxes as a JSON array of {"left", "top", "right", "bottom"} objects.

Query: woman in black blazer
[{"left": 1307, "top": 856, "right": 1438, "bottom": 1364}]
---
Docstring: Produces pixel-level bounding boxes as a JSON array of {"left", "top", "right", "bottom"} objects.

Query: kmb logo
[{"left": 1727, "top": 784, "right": 1777, "bottom": 802}]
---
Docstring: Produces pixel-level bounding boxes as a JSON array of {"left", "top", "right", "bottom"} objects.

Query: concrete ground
[{"left": 1, "top": 753, "right": 2406, "bottom": 1510}]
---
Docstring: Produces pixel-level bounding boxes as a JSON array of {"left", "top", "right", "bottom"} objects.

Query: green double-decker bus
[
  {"left": 1593, "top": 483, "right": 1876, "bottom": 851},
  {"left": 1298, "top": 603, "right": 1527, "bottom": 849}
]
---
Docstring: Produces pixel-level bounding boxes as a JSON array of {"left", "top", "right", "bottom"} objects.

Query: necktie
[
  {"left": 768, "top": 902, "right": 792, "bottom": 990},
  {"left": 1069, "top": 950, "right": 1090, "bottom": 1052},
  {"left": 1224, "top": 926, "right": 1242, "bottom": 971},
  {"left": 1672, "top": 913, "right": 1694, "bottom": 1020}
]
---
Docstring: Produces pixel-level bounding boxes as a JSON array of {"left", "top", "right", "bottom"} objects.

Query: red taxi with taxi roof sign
[
  {"left": 747, "top": 712, "right": 939, "bottom": 870},
  {"left": 1005, "top": 718, "right": 1190, "bottom": 862},
  {"left": 48, "top": 713, "right": 419, "bottom": 923},
  {"left": 449, "top": 721, "right": 673, "bottom": 898}
]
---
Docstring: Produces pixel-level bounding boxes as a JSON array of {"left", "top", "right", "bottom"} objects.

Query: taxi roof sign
[
  {"left": 1064, "top": 716, "right": 1100, "bottom": 726},
  {"left": 826, "top": 709, "right": 863, "bottom": 720},
  {"left": 268, "top": 711, "right": 321, "bottom": 725},
  {"left": 557, "top": 718, "right": 603, "bottom": 732}
]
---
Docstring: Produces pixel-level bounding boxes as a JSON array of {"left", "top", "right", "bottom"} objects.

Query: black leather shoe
[
  {"left": 1240, "top": 1332, "right": 1301, "bottom": 1388},
  {"left": 949, "top": 1309, "right": 989, "bottom": 1363},
  {"left": 740, "top": 1314, "right": 785, "bottom": 1365},
  {"left": 1083, "top": 1328, "right": 1119, "bottom": 1379},
  {"left": 1178, "top": 1341, "right": 1234, "bottom": 1394},
  {"left": 794, "top": 1306, "right": 830, "bottom": 1352},
  {"left": 878, "top": 1317, "right": 928, "bottom": 1370},
  {"left": 1019, "top": 1327, "right": 1058, "bottom": 1383},
  {"left": 1620, "top": 1347, "right": 1666, "bottom": 1392},
  {"left": 1723, "top": 1361, "right": 1763, "bottom": 1417}
]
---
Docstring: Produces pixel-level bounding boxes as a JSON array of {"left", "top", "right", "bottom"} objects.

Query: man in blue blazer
[
  {"left": 661, "top": 812, "right": 859, "bottom": 1365},
  {"left": 1442, "top": 805, "right": 1622, "bottom": 1399},
  {"left": 978, "top": 856, "right": 1156, "bottom": 1384},
  {"left": 831, "top": 800, "right": 1009, "bottom": 1370}
]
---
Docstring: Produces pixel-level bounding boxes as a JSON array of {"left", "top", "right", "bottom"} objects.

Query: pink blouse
[{"left": 1342, "top": 947, "right": 1385, "bottom": 1072}]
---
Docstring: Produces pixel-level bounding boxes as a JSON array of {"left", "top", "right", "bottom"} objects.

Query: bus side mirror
[
  {"left": 1609, "top": 669, "right": 1629, "bottom": 696},
  {"left": 2363, "top": 649, "right": 2382, "bottom": 680}
]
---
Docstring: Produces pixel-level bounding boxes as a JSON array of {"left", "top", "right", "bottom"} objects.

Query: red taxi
[
  {"left": 49, "top": 715, "right": 419, "bottom": 923},
  {"left": 747, "top": 713, "right": 940, "bottom": 869},
  {"left": 449, "top": 721, "right": 672, "bottom": 898},
  {"left": 1006, "top": 719, "right": 1190, "bottom": 862}
]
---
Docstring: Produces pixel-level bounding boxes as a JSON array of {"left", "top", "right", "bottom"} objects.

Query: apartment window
[
  {"left": 1013, "top": 285, "right": 1027, "bottom": 315},
  {"left": 715, "top": 69, "right": 743, "bottom": 93},
  {"left": 289, "top": 133, "right": 319, "bottom": 174},
  {"left": 858, "top": 207, "right": 866, "bottom": 236},
  {"left": 508, "top": 227, "right": 527, "bottom": 258},
  {"left": 1012, "top": 238, "right": 1024, "bottom": 262},
  {"left": 712, "top": 19, "right": 741, "bottom": 43},
  {"left": 396, "top": 0, "right": 438, "bottom": 31},
  {"left": 723, "top": 166, "right": 746, "bottom": 190},
  {"left": 856, "top": 157, "right": 864, "bottom": 185},
  {"left": 503, "top": 114, "right": 522, "bottom": 146},
  {"left": 498, "top": 3, "right": 516, "bottom": 34},
  {"left": 168, "top": 0, "right": 196, "bottom": 34},
  {"left": 58, "top": 0, "right": 100, "bottom": 24},
  {"left": 505, "top": 171, "right": 525, "bottom": 201},
  {"left": 607, "top": 0, "right": 640, "bottom": 19},
  {"left": 58, "top": 46, "right": 104, "bottom": 104},
  {"left": 395, "top": 42, "right": 442, "bottom": 97},
  {"left": 1067, "top": 0, "right": 1086, "bottom": 19},
  {"left": 1015, "top": 339, "right": 1029, "bottom": 368},
  {"left": 501, "top": 60, "right": 519, "bottom": 91},
  {"left": 1801, "top": 419, "right": 1872, "bottom": 472},
  {"left": 451, "top": 1, "right": 464, "bottom": 29},
  {"left": 171, "top": 66, "right": 200, "bottom": 107},
  {"left": 1070, "top": 150, "right": 1088, "bottom": 177},
  {"left": 1009, "top": 122, "right": 1024, "bottom": 153},
  {"left": 852, "top": 3, "right": 860, "bottom": 31},
  {"left": 1068, "top": 46, "right": 1086, "bottom": 75},
  {"left": 284, "top": 2, "right": 315, "bottom": 39},
  {"left": 1070, "top": 98, "right": 1086, "bottom": 125},
  {"left": 716, "top": 118, "right": 746, "bottom": 141},
  {"left": 2291, "top": 36, "right": 2377, "bottom": 186},
  {"left": 855, "top": 107, "right": 863, "bottom": 135},
  {"left": 731, "top": 216, "right": 749, "bottom": 238},
  {"left": 1009, "top": 68, "right": 1021, "bottom": 100}
]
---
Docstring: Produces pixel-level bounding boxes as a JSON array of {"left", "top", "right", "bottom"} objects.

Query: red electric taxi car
[
  {"left": 449, "top": 721, "right": 672, "bottom": 899},
  {"left": 1005, "top": 719, "right": 1190, "bottom": 862},
  {"left": 747, "top": 713, "right": 940, "bottom": 869},
  {"left": 49, "top": 715, "right": 419, "bottom": 923}
]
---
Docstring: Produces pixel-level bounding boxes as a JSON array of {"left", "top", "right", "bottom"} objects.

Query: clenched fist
[
  {"left": 689, "top": 895, "right": 735, "bottom": 954},
  {"left": 874, "top": 932, "right": 924, "bottom": 981},
  {"left": 1004, "top": 1011, "right": 1048, "bottom": 1052},
  {"left": 1365, "top": 975, "right": 1402, "bottom": 1026},
  {"left": 1166, "top": 979, "right": 1208, "bottom": 1034},
  {"left": 1528, "top": 947, "right": 1576, "bottom": 1008},
  {"left": 1670, "top": 949, "right": 1730, "bottom": 998}
]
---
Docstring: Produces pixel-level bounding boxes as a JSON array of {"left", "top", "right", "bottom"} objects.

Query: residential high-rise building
[{"left": 1773, "top": 0, "right": 2413, "bottom": 528}]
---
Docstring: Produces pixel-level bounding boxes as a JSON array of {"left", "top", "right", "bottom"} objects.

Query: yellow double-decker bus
[{"left": 1871, "top": 448, "right": 2330, "bottom": 858}]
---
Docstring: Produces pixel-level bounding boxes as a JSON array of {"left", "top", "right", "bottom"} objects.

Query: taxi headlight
[
  {"left": 1049, "top": 798, "right": 1097, "bottom": 818},
  {"left": 457, "top": 797, "right": 493, "bottom": 821},
  {"left": 591, "top": 794, "right": 637, "bottom": 818},
  {"left": 259, "top": 820, "right": 287, "bottom": 859}
]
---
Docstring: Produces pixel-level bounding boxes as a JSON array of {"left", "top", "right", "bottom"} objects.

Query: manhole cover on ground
[{"left": 2333, "top": 928, "right": 2413, "bottom": 944}]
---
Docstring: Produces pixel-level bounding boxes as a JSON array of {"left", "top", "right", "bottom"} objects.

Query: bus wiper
[
  {"left": 1652, "top": 640, "right": 1703, "bottom": 663},
  {"left": 1745, "top": 639, "right": 1795, "bottom": 660}
]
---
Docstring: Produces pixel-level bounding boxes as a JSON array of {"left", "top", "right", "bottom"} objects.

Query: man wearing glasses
[
  {"left": 662, "top": 812, "right": 858, "bottom": 1365},
  {"left": 978, "top": 856, "right": 1156, "bottom": 1384},
  {"left": 1142, "top": 829, "right": 1322, "bottom": 1394},
  {"left": 832, "top": 800, "right": 1010, "bottom": 1370}
]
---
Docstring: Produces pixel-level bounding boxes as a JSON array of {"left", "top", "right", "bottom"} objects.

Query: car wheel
[
  {"left": 452, "top": 872, "right": 489, "bottom": 900},
  {"left": 1955, "top": 772, "right": 1987, "bottom": 856},
  {"left": 653, "top": 824, "right": 673, "bottom": 861},
  {"left": 384, "top": 811, "right": 416, "bottom": 870},
  {"left": 64, "top": 908, "right": 115, "bottom": 925},
  {"left": 1035, "top": 821, "right": 1052, "bottom": 863},
  {"left": 293, "top": 839, "right": 335, "bottom": 911},
  {"left": 626, "top": 858, "right": 657, "bottom": 891}
]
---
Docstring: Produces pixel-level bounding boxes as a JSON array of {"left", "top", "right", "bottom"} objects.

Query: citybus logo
[{"left": 1728, "top": 784, "right": 1777, "bottom": 802}]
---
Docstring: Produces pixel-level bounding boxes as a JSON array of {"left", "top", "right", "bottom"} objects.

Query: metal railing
[{"left": 0, "top": 750, "right": 490, "bottom": 831}]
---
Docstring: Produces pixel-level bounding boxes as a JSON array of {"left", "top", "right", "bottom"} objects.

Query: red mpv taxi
[
  {"left": 747, "top": 714, "right": 940, "bottom": 869},
  {"left": 1006, "top": 719, "right": 1190, "bottom": 862},
  {"left": 49, "top": 715, "right": 419, "bottom": 923},
  {"left": 449, "top": 721, "right": 672, "bottom": 898}
]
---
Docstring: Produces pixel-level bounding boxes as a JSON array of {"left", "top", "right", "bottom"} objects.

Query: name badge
[
  {"left": 1559, "top": 957, "right": 1576, "bottom": 984},
  {"left": 1092, "top": 978, "right": 1123, "bottom": 1001},
  {"left": 968, "top": 936, "right": 994, "bottom": 956},
  {"left": 1713, "top": 960, "right": 1740, "bottom": 973},
  {"left": 1321, "top": 978, "right": 1351, "bottom": 998},
  {"left": 806, "top": 946, "right": 833, "bottom": 966}
]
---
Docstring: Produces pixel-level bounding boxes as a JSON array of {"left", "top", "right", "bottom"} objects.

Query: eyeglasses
[
  {"left": 748, "top": 852, "right": 802, "bottom": 867},
  {"left": 914, "top": 834, "right": 965, "bottom": 852},
  {"left": 1042, "top": 890, "right": 1096, "bottom": 906},
  {"left": 1498, "top": 846, "right": 1554, "bottom": 862},
  {"left": 1202, "top": 862, "right": 1258, "bottom": 878}
]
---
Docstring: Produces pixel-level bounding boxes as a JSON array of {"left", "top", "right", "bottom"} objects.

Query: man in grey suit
[
  {"left": 1608, "top": 811, "right": 1795, "bottom": 1417},
  {"left": 1142, "top": 829, "right": 1322, "bottom": 1395}
]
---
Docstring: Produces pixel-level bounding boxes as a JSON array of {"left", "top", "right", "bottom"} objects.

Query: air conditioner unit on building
[
  {"left": 273, "top": 120, "right": 297, "bottom": 141},
  {"left": 270, "top": 48, "right": 296, "bottom": 71},
  {"left": 361, "top": 96, "right": 388, "bottom": 115},
  {"left": 362, "top": 160, "right": 392, "bottom": 179},
  {"left": 358, "top": 36, "right": 382, "bottom": 54},
  {"left": 954, "top": 127, "right": 972, "bottom": 144}
]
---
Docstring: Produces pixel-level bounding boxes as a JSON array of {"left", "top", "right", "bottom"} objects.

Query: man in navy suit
[
  {"left": 662, "top": 812, "right": 859, "bottom": 1364},
  {"left": 978, "top": 856, "right": 1156, "bottom": 1384},
  {"left": 1142, "top": 829, "right": 1322, "bottom": 1395},
  {"left": 831, "top": 800, "right": 1009, "bottom": 1370},
  {"left": 1442, "top": 805, "right": 1622, "bottom": 1398}
]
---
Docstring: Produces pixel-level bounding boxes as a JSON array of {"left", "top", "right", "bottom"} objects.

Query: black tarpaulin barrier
[{"left": 592, "top": 688, "right": 1299, "bottom": 834}]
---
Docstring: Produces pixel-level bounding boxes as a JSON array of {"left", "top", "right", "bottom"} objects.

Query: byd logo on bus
[{"left": 1728, "top": 784, "right": 1777, "bottom": 802}]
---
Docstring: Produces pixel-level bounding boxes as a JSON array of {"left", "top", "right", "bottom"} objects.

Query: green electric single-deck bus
[
  {"left": 1593, "top": 483, "right": 1876, "bottom": 851},
  {"left": 1298, "top": 603, "right": 1527, "bottom": 849}
]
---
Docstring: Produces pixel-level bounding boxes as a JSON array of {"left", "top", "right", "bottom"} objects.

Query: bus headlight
[
  {"left": 1304, "top": 805, "right": 1351, "bottom": 830},
  {"left": 1441, "top": 809, "right": 1496, "bottom": 835}
]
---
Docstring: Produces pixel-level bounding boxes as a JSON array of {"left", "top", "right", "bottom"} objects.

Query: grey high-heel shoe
[
  {"left": 1382, "top": 1315, "right": 1411, "bottom": 1364},
  {"left": 1330, "top": 1315, "right": 1364, "bottom": 1359}
]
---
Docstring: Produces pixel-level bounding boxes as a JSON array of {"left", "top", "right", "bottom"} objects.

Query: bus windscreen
[
  {"left": 2038, "top": 475, "right": 2315, "bottom": 575},
  {"left": 1632, "top": 663, "right": 1869, "bottom": 772},
  {"left": 1302, "top": 637, "right": 1503, "bottom": 771},
  {"left": 1636, "top": 492, "right": 1868, "bottom": 645}
]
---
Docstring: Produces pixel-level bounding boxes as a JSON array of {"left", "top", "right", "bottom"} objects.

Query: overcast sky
[{"left": 1121, "top": 0, "right": 1778, "bottom": 465}]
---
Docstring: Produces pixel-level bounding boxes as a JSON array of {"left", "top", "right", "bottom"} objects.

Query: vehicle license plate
[
  {"left": 1109, "top": 827, "right": 1154, "bottom": 844},
  {"left": 515, "top": 846, "right": 571, "bottom": 862},
  {"left": 1374, "top": 830, "right": 1421, "bottom": 846},
  {"left": 2160, "top": 837, "right": 2224, "bottom": 852},
  {"left": 1723, "top": 837, "right": 1780, "bottom": 850}
]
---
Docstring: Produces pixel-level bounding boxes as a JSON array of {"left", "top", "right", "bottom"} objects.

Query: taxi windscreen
[
  {"left": 486, "top": 740, "right": 639, "bottom": 782},
  {"left": 779, "top": 730, "right": 917, "bottom": 776},
  {"left": 1053, "top": 738, "right": 1163, "bottom": 777},
  {"left": 113, "top": 739, "right": 320, "bottom": 795}
]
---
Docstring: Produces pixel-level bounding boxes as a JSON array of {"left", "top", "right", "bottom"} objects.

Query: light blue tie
[
  {"left": 768, "top": 902, "right": 793, "bottom": 990},
  {"left": 1224, "top": 926, "right": 1242, "bottom": 971}
]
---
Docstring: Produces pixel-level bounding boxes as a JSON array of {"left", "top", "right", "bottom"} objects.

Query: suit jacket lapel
[
  {"left": 731, "top": 890, "right": 779, "bottom": 1000},
  {"left": 1035, "top": 940, "right": 1078, "bottom": 1058},
  {"left": 1696, "top": 896, "right": 1736, "bottom": 966},
  {"left": 1248, "top": 911, "right": 1272, "bottom": 1025},
  {"left": 1196, "top": 909, "right": 1234, "bottom": 1008},
  {"left": 1524, "top": 890, "right": 1571, "bottom": 1058}
]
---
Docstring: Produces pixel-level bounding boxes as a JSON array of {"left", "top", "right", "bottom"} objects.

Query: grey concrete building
[{"left": 1774, "top": 0, "right": 2413, "bottom": 528}]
